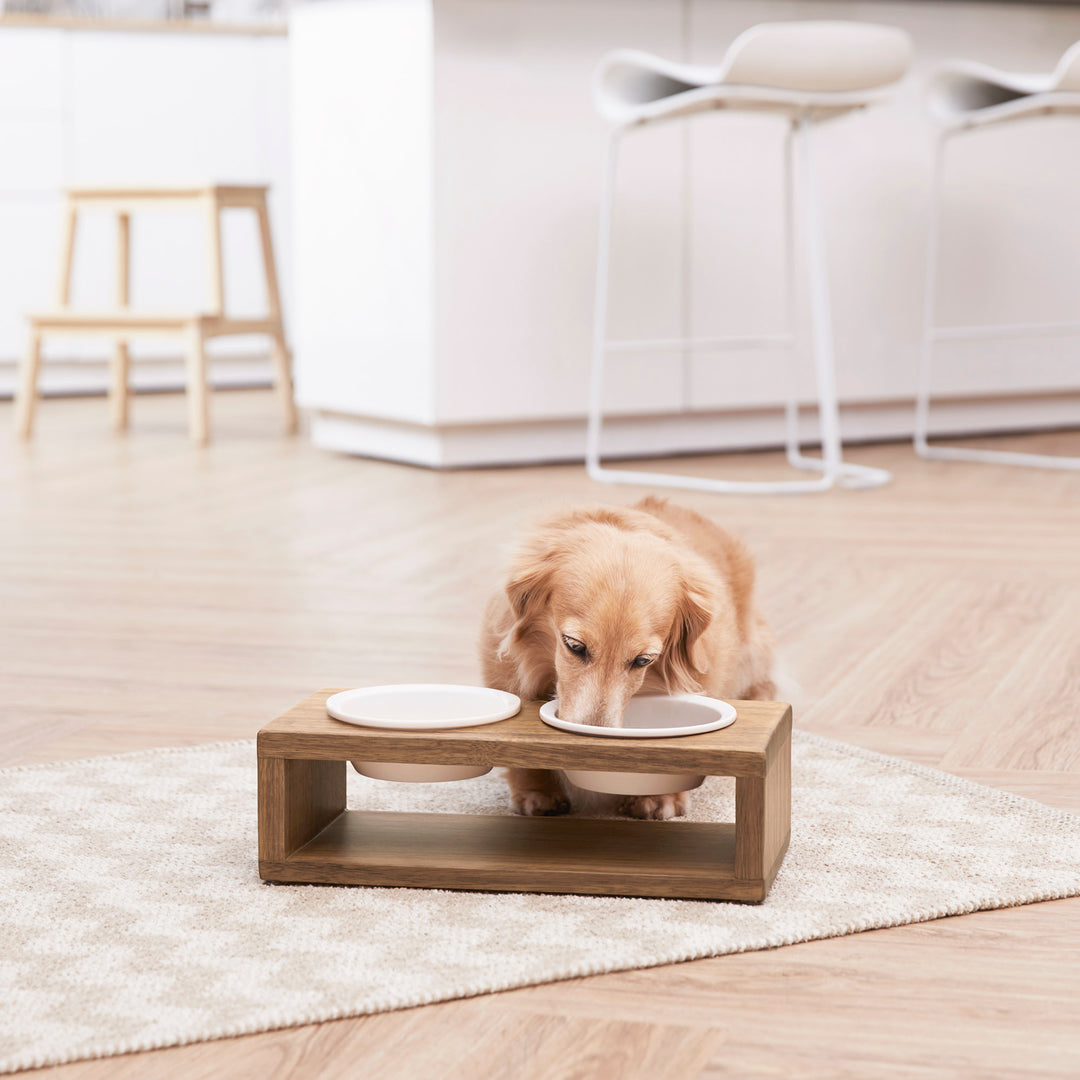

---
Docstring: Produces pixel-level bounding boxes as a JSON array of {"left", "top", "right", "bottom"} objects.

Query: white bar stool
[
  {"left": 916, "top": 42, "right": 1080, "bottom": 470},
  {"left": 588, "top": 21, "right": 911, "bottom": 494}
]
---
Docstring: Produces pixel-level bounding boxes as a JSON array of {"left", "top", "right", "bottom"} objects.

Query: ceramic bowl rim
[{"left": 538, "top": 694, "right": 736, "bottom": 738}]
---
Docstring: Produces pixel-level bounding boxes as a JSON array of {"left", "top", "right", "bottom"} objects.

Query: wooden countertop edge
[{"left": 0, "top": 14, "right": 287, "bottom": 36}]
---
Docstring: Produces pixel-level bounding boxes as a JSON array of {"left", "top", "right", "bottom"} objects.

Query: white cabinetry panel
[
  {"left": 0, "top": 118, "right": 65, "bottom": 193},
  {"left": 688, "top": 0, "right": 1080, "bottom": 410},
  {"left": 0, "top": 27, "right": 290, "bottom": 375},
  {"left": 290, "top": 0, "right": 436, "bottom": 425},
  {"left": 0, "top": 28, "right": 65, "bottom": 112},
  {"left": 432, "top": 0, "right": 684, "bottom": 424},
  {"left": 0, "top": 198, "right": 61, "bottom": 354},
  {"left": 67, "top": 33, "right": 263, "bottom": 186}
]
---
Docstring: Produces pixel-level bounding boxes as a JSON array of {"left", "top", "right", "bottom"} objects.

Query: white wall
[{"left": 0, "top": 24, "right": 290, "bottom": 397}]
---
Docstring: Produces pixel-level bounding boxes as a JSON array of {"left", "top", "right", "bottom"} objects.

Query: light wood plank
[
  {"left": 257, "top": 755, "right": 346, "bottom": 866},
  {"left": 260, "top": 693, "right": 787, "bottom": 776},
  {"left": 0, "top": 14, "right": 286, "bottom": 36}
]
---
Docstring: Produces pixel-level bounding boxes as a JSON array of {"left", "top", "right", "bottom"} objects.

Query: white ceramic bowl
[
  {"left": 540, "top": 695, "right": 736, "bottom": 796},
  {"left": 350, "top": 760, "right": 491, "bottom": 783},
  {"left": 328, "top": 684, "right": 520, "bottom": 784},
  {"left": 327, "top": 685, "right": 520, "bottom": 730},
  {"left": 563, "top": 769, "right": 705, "bottom": 796}
]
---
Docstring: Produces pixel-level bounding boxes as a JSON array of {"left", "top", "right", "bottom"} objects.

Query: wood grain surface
[
  {"left": 257, "top": 755, "right": 345, "bottom": 865},
  {"left": 260, "top": 692, "right": 790, "bottom": 776},
  {"left": 3, "top": 390, "right": 1079, "bottom": 1079},
  {"left": 262, "top": 810, "right": 760, "bottom": 900},
  {"left": 259, "top": 696, "right": 787, "bottom": 899}
]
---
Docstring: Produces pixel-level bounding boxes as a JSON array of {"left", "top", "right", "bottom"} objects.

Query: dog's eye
[
  {"left": 562, "top": 636, "right": 587, "bottom": 658},
  {"left": 631, "top": 655, "right": 655, "bottom": 668}
]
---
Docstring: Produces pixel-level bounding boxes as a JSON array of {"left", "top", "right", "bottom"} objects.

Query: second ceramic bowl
[{"left": 540, "top": 695, "right": 736, "bottom": 795}]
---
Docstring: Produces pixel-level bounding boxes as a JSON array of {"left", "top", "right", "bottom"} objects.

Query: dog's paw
[
  {"left": 617, "top": 793, "right": 687, "bottom": 820},
  {"left": 512, "top": 791, "right": 571, "bottom": 816}
]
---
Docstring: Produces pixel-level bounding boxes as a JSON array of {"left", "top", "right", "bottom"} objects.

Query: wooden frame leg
[
  {"left": 258, "top": 755, "right": 346, "bottom": 869},
  {"left": 185, "top": 323, "right": 210, "bottom": 445},
  {"left": 734, "top": 726, "right": 792, "bottom": 893},
  {"left": 14, "top": 330, "right": 43, "bottom": 440}
]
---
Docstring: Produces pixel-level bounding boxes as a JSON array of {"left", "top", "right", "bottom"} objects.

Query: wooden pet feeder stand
[{"left": 258, "top": 689, "right": 791, "bottom": 903}]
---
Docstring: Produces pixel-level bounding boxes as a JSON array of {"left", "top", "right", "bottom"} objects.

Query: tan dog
[{"left": 480, "top": 496, "right": 776, "bottom": 820}]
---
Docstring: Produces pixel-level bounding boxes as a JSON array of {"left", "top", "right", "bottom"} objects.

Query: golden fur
[{"left": 480, "top": 496, "right": 775, "bottom": 820}]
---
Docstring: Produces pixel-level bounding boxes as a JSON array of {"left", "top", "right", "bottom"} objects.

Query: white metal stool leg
[
  {"left": 587, "top": 116, "right": 890, "bottom": 493},
  {"left": 915, "top": 129, "right": 1080, "bottom": 470},
  {"left": 584, "top": 127, "right": 621, "bottom": 486},
  {"left": 787, "top": 116, "right": 891, "bottom": 489}
]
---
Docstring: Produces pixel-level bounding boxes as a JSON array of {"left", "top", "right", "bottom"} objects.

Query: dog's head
[{"left": 500, "top": 516, "right": 716, "bottom": 726}]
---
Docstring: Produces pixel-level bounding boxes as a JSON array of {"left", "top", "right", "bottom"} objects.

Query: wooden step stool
[
  {"left": 14, "top": 185, "right": 298, "bottom": 444},
  {"left": 258, "top": 690, "right": 792, "bottom": 903}
]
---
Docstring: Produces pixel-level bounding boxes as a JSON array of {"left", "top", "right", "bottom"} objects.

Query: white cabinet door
[{"left": 432, "top": 0, "right": 685, "bottom": 424}]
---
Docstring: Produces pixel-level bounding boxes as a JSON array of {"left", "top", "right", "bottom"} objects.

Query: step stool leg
[
  {"left": 111, "top": 211, "right": 131, "bottom": 432},
  {"left": 14, "top": 330, "right": 43, "bottom": 440},
  {"left": 110, "top": 342, "right": 131, "bottom": 432},
  {"left": 185, "top": 323, "right": 210, "bottom": 445},
  {"left": 254, "top": 195, "right": 298, "bottom": 435},
  {"left": 269, "top": 328, "right": 298, "bottom": 435},
  {"left": 205, "top": 193, "right": 225, "bottom": 316}
]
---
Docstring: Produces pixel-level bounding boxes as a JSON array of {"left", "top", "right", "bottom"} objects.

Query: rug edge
[
  {"left": 2, "top": 879, "right": 1079, "bottom": 1076},
  {"left": 793, "top": 729, "right": 1080, "bottom": 826}
]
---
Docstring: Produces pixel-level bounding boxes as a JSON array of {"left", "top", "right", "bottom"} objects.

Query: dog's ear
[
  {"left": 657, "top": 579, "right": 713, "bottom": 694},
  {"left": 506, "top": 559, "right": 555, "bottom": 622},
  {"left": 498, "top": 538, "right": 561, "bottom": 656}
]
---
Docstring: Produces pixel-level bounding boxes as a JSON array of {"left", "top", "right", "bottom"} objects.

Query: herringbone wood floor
[{"left": 4, "top": 390, "right": 1079, "bottom": 1079}]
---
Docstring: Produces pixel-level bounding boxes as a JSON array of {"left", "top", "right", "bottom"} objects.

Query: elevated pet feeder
[{"left": 258, "top": 687, "right": 791, "bottom": 903}]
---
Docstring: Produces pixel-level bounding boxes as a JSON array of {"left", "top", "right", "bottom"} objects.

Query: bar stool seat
[
  {"left": 915, "top": 42, "right": 1080, "bottom": 470},
  {"left": 588, "top": 22, "right": 911, "bottom": 495},
  {"left": 928, "top": 42, "right": 1080, "bottom": 130},
  {"left": 595, "top": 22, "right": 911, "bottom": 125}
]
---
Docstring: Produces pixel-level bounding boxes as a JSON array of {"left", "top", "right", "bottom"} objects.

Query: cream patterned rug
[{"left": 2, "top": 733, "right": 1079, "bottom": 1074}]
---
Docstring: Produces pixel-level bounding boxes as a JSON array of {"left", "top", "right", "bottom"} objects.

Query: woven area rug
[{"left": 2, "top": 733, "right": 1079, "bottom": 1074}]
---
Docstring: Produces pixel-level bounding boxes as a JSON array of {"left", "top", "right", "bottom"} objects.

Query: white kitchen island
[{"left": 291, "top": 0, "right": 1080, "bottom": 468}]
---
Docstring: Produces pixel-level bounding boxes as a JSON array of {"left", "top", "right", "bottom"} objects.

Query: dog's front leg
[
  {"left": 506, "top": 768, "right": 571, "bottom": 816},
  {"left": 618, "top": 793, "right": 688, "bottom": 820}
]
